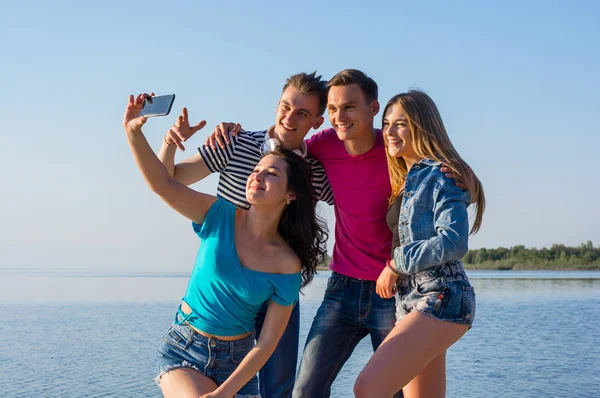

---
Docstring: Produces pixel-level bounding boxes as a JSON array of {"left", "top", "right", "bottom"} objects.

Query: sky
[{"left": 1, "top": 0, "right": 599, "bottom": 271}]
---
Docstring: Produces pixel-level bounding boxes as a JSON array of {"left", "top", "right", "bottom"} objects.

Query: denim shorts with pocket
[
  {"left": 155, "top": 312, "right": 260, "bottom": 398},
  {"left": 395, "top": 260, "right": 475, "bottom": 327}
]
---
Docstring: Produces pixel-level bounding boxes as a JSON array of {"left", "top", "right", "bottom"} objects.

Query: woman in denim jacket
[{"left": 354, "top": 91, "right": 486, "bottom": 398}]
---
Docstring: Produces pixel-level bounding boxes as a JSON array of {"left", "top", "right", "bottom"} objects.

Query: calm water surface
[{"left": 1, "top": 270, "right": 599, "bottom": 397}]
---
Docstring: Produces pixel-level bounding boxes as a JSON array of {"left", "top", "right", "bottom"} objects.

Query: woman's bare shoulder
[{"left": 272, "top": 241, "right": 301, "bottom": 274}]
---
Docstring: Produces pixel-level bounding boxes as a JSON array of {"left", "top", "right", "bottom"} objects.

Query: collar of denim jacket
[{"left": 417, "top": 158, "right": 442, "bottom": 167}]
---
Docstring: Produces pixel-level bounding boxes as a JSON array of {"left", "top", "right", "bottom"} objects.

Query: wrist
[
  {"left": 386, "top": 259, "right": 400, "bottom": 276},
  {"left": 163, "top": 135, "right": 175, "bottom": 146},
  {"left": 124, "top": 125, "right": 142, "bottom": 140},
  {"left": 214, "top": 385, "right": 230, "bottom": 397}
]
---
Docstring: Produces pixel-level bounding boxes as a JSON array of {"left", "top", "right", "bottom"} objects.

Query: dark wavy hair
[{"left": 263, "top": 148, "right": 329, "bottom": 289}]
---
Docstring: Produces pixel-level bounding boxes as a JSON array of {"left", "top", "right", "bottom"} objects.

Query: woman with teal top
[
  {"left": 122, "top": 94, "right": 327, "bottom": 398},
  {"left": 354, "top": 91, "right": 486, "bottom": 398}
]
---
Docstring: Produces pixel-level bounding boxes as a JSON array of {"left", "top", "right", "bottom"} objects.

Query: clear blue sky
[{"left": 1, "top": 0, "right": 598, "bottom": 271}]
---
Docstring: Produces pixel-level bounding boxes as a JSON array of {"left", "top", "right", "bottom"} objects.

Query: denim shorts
[
  {"left": 155, "top": 312, "right": 260, "bottom": 398},
  {"left": 395, "top": 260, "right": 476, "bottom": 327}
]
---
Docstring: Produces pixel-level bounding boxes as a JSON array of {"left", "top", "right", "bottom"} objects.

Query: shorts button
[{"left": 210, "top": 339, "right": 216, "bottom": 347}]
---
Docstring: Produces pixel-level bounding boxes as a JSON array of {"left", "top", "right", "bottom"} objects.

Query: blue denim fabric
[
  {"left": 395, "top": 260, "right": 476, "bottom": 327},
  {"left": 255, "top": 301, "right": 300, "bottom": 398},
  {"left": 156, "top": 313, "right": 260, "bottom": 398},
  {"left": 293, "top": 272, "right": 402, "bottom": 398},
  {"left": 392, "top": 158, "right": 471, "bottom": 275}
]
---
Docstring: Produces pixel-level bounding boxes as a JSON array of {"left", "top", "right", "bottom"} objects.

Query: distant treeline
[
  {"left": 317, "top": 242, "right": 600, "bottom": 271},
  {"left": 463, "top": 241, "right": 600, "bottom": 270}
]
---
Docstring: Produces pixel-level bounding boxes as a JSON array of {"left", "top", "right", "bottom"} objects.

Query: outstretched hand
[
  {"left": 122, "top": 93, "right": 153, "bottom": 134},
  {"left": 165, "top": 107, "right": 207, "bottom": 151},
  {"left": 204, "top": 122, "right": 244, "bottom": 150}
]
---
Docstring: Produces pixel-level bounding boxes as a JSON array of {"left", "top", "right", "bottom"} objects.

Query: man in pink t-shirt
[
  {"left": 293, "top": 70, "right": 402, "bottom": 398},
  {"left": 206, "top": 69, "right": 405, "bottom": 397}
]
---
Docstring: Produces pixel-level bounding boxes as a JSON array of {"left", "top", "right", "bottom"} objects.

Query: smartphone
[{"left": 139, "top": 94, "right": 176, "bottom": 117}]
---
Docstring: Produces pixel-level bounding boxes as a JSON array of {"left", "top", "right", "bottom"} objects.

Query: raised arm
[
  {"left": 123, "top": 94, "right": 216, "bottom": 224},
  {"left": 157, "top": 107, "right": 212, "bottom": 186}
]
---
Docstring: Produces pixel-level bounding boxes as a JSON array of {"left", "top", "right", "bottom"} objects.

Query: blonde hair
[{"left": 383, "top": 90, "right": 485, "bottom": 234}]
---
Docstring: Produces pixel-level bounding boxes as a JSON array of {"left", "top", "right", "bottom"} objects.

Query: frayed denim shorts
[
  {"left": 155, "top": 312, "right": 260, "bottom": 398},
  {"left": 395, "top": 260, "right": 475, "bottom": 327}
]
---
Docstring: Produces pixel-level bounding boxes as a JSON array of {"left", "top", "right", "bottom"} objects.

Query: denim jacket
[{"left": 392, "top": 158, "right": 471, "bottom": 275}]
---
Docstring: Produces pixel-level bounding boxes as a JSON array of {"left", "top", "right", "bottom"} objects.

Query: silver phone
[{"left": 139, "top": 94, "right": 176, "bottom": 117}]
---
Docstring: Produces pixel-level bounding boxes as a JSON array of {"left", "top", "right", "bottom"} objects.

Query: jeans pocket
[
  {"left": 415, "top": 276, "right": 446, "bottom": 297},
  {"left": 462, "top": 286, "right": 476, "bottom": 324},
  {"left": 325, "top": 275, "right": 343, "bottom": 293},
  {"left": 163, "top": 324, "right": 191, "bottom": 350},
  {"left": 394, "top": 293, "right": 408, "bottom": 322},
  {"left": 230, "top": 342, "right": 253, "bottom": 364}
]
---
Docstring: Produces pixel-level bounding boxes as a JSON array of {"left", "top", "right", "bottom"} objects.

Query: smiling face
[
  {"left": 274, "top": 86, "right": 324, "bottom": 149},
  {"left": 383, "top": 103, "right": 420, "bottom": 163},
  {"left": 246, "top": 154, "right": 293, "bottom": 206},
  {"left": 327, "top": 83, "right": 378, "bottom": 142}
]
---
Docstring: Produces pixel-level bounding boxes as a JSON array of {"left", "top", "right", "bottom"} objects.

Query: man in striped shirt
[{"left": 157, "top": 71, "right": 333, "bottom": 398}]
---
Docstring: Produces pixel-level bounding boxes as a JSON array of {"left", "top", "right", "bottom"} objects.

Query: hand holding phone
[
  {"left": 123, "top": 93, "right": 154, "bottom": 134},
  {"left": 139, "top": 94, "right": 176, "bottom": 117}
]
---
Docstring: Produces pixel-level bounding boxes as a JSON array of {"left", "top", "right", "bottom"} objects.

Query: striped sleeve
[
  {"left": 307, "top": 157, "right": 334, "bottom": 206},
  {"left": 198, "top": 131, "right": 238, "bottom": 173},
  {"left": 199, "top": 130, "right": 265, "bottom": 210}
]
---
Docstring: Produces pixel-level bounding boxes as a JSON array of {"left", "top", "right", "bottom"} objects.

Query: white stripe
[{"left": 200, "top": 130, "right": 332, "bottom": 208}]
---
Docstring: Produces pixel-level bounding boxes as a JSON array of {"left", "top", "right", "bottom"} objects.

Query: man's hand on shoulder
[
  {"left": 205, "top": 122, "right": 244, "bottom": 150},
  {"left": 440, "top": 164, "right": 468, "bottom": 190}
]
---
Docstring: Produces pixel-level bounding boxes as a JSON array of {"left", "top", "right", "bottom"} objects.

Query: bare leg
[
  {"left": 160, "top": 368, "right": 219, "bottom": 398},
  {"left": 403, "top": 352, "right": 447, "bottom": 398},
  {"left": 354, "top": 311, "right": 469, "bottom": 398}
]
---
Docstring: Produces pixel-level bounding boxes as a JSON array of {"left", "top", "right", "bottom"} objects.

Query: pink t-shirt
[{"left": 307, "top": 128, "right": 392, "bottom": 280}]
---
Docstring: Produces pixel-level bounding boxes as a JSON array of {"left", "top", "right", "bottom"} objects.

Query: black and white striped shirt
[{"left": 199, "top": 130, "right": 334, "bottom": 209}]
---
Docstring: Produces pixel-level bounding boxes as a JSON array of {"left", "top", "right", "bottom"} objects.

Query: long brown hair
[{"left": 383, "top": 90, "right": 485, "bottom": 234}]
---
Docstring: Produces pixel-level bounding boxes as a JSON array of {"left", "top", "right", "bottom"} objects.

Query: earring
[{"left": 286, "top": 198, "right": 291, "bottom": 205}]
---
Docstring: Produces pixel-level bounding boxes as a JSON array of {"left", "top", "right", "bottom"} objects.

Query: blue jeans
[
  {"left": 293, "top": 272, "right": 403, "bottom": 398},
  {"left": 396, "top": 260, "right": 476, "bottom": 327},
  {"left": 156, "top": 315, "right": 259, "bottom": 398},
  {"left": 255, "top": 301, "right": 300, "bottom": 398}
]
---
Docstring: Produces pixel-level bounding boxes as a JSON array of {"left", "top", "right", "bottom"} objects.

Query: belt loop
[
  {"left": 186, "top": 330, "right": 194, "bottom": 349},
  {"left": 449, "top": 260, "right": 459, "bottom": 275}
]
